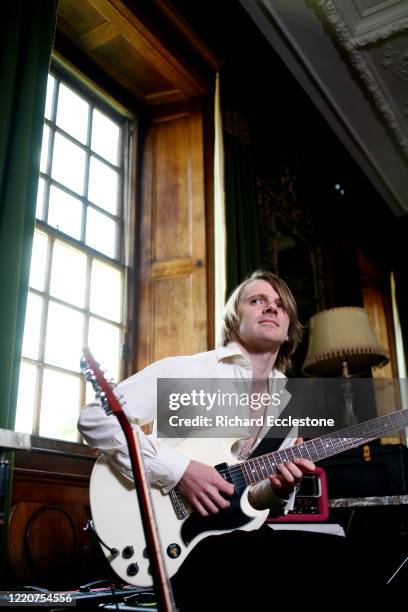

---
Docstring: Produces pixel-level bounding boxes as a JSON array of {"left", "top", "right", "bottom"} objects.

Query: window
[{"left": 15, "top": 69, "right": 131, "bottom": 442}]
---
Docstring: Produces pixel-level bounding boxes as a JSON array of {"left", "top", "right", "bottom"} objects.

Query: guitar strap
[
  {"left": 248, "top": 422, "right": 291, "bottom": 457},
  {"left": 249, "top": 382, "right": 300, "bottom": 458}
]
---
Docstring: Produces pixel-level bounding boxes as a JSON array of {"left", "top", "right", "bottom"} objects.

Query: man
[
  {"left": 80, "top": 271, "right": 312, "bottom": 512},
  {"left": 79, "top": 271, "right": 385, "bottom": 608}
]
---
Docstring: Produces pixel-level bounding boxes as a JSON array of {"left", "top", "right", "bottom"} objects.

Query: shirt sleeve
[
  {"left": 247, "top": 479, "right": 298, "bottom": 516},
  {"left": 77, "top": 357, "right": 191, "bottom": 494}
]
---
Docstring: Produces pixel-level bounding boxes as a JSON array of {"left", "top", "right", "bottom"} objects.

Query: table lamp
[{"left": 303, "top": 307, "right": 389, "bottom": 426}]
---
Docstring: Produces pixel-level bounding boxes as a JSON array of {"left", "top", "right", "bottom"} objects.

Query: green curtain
[
  {"left": 0, "top": 1, "right": 57, "bottom": 431},
  {"left": 221, "top": 69, "right": 262, "bottom": 298},
  {"left": 0, "top": 0, "right": 57, "bottom": 563}
]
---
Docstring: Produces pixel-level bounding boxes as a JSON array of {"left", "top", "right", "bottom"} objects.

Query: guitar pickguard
[{"left": 180, "top": 491, "right": 251, "bottom": 545}]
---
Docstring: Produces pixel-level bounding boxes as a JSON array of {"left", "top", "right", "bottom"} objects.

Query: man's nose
[{"left": 263, "top": 302, "right": 277, "bottom": 314}]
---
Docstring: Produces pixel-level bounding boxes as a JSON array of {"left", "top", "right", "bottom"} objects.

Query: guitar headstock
[{"left": 81, "top": 347, "right": 124, "bottom": 415}]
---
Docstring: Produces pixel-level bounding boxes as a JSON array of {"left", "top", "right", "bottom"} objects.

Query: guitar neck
[
  {"left": 81, "top": 348, "right": 175, "bottom": 612},
  {"left": 240, "top": 409, "right": 408, "bottom": 486}
]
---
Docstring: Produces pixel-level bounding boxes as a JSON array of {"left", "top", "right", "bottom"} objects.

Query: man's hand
[
  {"left": 177, "top": 460, "right": 235, "bottom": 517},
  {"left": 269, "top": 437, "right": 315, "bottom": 497}
]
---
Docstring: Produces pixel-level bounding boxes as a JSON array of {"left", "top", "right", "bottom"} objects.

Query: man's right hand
[{"left": 177, "top": 460, "right": 235, "bottom": 517}]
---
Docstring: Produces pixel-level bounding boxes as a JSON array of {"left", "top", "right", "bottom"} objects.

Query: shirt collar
[
  {"left": 215, "top": 341, "right": 245, "bottom": 362},
  {"left": 215, "top": 341, "right": 286, "bottom": 379}
]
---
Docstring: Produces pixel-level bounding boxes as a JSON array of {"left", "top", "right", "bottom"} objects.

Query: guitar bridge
[{"left": 170, "top": 488, "right": 189, "bottom": 520}]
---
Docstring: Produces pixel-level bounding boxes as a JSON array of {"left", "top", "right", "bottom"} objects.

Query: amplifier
[
  {"left": 319, "top": 443, "right": 408, "bottom": 498},
  {"left": 268, "top": 467, "right": 329, "bottom": 522}
]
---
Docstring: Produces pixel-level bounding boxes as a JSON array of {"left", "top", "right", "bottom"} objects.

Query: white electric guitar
[{"left": 89, "top": 406, "right": 408, "bottom": 587}]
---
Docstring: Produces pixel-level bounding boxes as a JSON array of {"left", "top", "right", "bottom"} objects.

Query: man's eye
[{"left": 250, "top": 297, "right": 263, "bottom": 304}]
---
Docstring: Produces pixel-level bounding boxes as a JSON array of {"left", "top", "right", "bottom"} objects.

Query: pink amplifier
[{"left": 267, "top": 467, "right": 329, "bottom": 523}]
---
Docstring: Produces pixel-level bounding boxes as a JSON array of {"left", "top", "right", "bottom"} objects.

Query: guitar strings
[{"left": 212, "top": 411, "right": 407, "bottom": 485}]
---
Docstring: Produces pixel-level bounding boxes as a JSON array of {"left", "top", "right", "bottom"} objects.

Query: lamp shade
[{"left": 303, "top": 307, "right": 389, "bottom": 376}]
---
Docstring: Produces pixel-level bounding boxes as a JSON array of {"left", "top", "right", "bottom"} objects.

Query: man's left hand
[{"left": 268, "top": 437, "right": 315, "bottom": 497}]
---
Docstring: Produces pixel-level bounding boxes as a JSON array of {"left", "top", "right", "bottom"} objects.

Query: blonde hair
[{"left": 221, "top": 270, "right": 303, "bottom": 373}]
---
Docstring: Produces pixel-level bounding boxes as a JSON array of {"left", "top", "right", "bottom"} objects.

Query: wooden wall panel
[
  {"left": 154, "top": 113, "right": 192, "bottom": 260},
  {"left": 359, "top": 253, "right": 402, "bottom": 443},
  {"left": 8, "top": 502, "right": 89, "bottom": 586},
  {"left": 136, "top": 98, "right": 208, "bottom": 371},
  {"left": 7, "top": 446, "right": 110, "bottom": 589},
  {"left": 152, "top": 276, "right": 194, "bottom": 360}
]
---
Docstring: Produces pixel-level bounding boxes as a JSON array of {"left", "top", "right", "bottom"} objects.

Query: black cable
[{"left": 83, "top": 519, "right": 119, "bottom": 556}]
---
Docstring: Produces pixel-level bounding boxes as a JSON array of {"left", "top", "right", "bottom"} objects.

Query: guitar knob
[
  {"left": 167, "top": 543, "right": 181, "bottom": 558},
  {"left": 122, "top": 546, "right": 134, "bottom": 559},
  {"left": 127, "top": 563, "right": 139, "bottom": 576}
]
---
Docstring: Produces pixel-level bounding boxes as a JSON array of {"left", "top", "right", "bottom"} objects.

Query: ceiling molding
[
  {"left": 316, "top": 0, "right": 408, "bottom": 155},
  {"left": 354, "top": 17, "right": 408, "bottom": 46},
  {"left": 240, "top": 0, "right": 408, "bottom": 215}
]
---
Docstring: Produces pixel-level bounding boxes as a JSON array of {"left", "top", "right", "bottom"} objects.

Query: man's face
[{"left": 236, "top": 279, "right": 290, "bottom": 351}]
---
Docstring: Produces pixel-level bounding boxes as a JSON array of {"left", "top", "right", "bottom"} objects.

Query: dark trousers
[{"left": 171, "top": 525, "right": 398, "bottom": 610}]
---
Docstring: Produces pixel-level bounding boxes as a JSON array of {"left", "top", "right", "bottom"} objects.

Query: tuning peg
[
  {"left": 100, "top": 396, "right": 113, "bottom": 415},
  {"left": 81, "top": 368, "right": 97, "bottom": 384}
]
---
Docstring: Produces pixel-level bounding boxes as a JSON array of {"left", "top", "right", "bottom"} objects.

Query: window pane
[
  {"left": 50, "top": 241, "right": 87, "bottom": 307},
  {"left": 36, "top": 177, "right": 45, "bottom": 220},
  {"left": 56, "top": 82, "right": 89, "bottom": 144},
  {"left": 39, "top": 369, "right": 80, "bottom": 441},
  {"left": 88, "top": 156, "right": 119, "bottom": 214},
  {"left": 88, "top": 317, "right": 121, "bottom": 383},
  {"left": 29, "top": 230, "right": 48, "bottom": 291},
  {"left": 18, "top": 72, "right": 127, "bottom": 442},
  {"left": 45, "top": 75, "right": 55, "bottom": 121},
  {"left": 91, "top": 109, "right": 120, "bottom": 165},
  {"left": 22, "top": 293, "right": 43, "bottom": 360},
  {"left": 48, "top": 184, "right": 83, "bottom": 239},
  {"left": 86, "top": 207, "right": 116, "bottom": 258},
  {"left": 45, "top": 301, "right": 84, "bottom": 371},
  {"left": 90, "top": 260, "right": 122, "bottom": 322},
  {"left": 15, "top": 362, "right": 37, "bottom": 434},
  {"left": 40, "top": 125, "right": 50, "bottom": 174},
  {"left": 51, "top": 132, "right": 85, "bottom": 195}
]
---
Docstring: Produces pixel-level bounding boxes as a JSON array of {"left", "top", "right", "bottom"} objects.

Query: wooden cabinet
[{"left": 7, "top": 439, "right": 112, "bottom": 589}]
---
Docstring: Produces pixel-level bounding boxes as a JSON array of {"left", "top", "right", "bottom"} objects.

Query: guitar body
[{"left": 90, "top": 437, "right": 269, "bottom": 586}]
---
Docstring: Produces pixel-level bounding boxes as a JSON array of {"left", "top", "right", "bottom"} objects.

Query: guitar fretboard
[{"left": 236, "top": 409, "right": 408, "bottom": 486}]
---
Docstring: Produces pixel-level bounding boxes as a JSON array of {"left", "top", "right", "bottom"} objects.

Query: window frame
[{"left": 17, "top": 60, "right": 138, "bottom": 446}]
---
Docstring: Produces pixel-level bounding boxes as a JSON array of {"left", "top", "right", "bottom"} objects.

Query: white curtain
[{"left": 214, "top": 72, "right": 227, "bottom": 345}]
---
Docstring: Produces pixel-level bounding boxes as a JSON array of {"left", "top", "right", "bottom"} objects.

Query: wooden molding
[
  {"left": 57, "top": 0, "right": 215, "bottom": 105},
  {"left": 151, "top": 0, "right": 220, "bottom": 71},
  {"left": 150, "top": 257, "right": 193, "bottom": 280},
  {"left": 80, "top": 21, "right": 117, "bottom": 49}
]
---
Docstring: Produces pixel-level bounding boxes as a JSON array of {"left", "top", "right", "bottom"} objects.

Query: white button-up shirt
[{"left": 78, "top": 342, "right": 298, "bottom": 515}]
